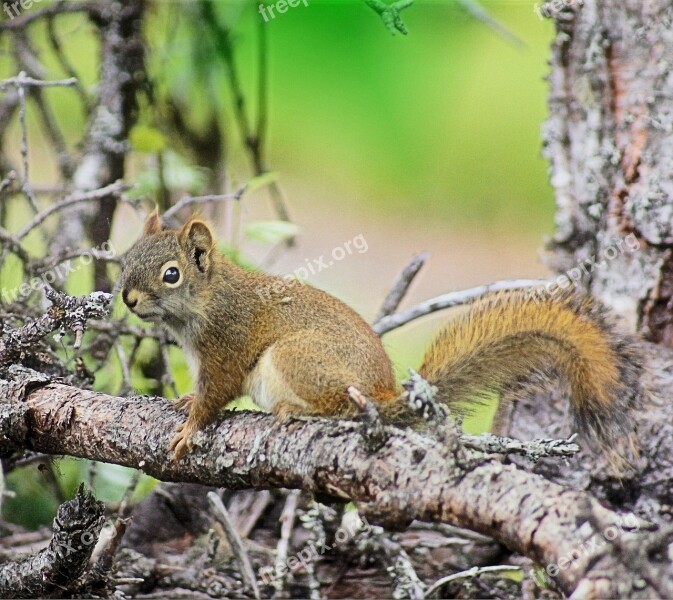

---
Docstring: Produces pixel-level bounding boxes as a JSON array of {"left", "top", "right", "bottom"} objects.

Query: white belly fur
[{"left": 242, "top": 346, "right": 310, "bottom": 413}]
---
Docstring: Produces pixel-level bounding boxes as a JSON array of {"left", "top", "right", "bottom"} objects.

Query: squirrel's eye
[{"left": 163, "top": 266, "right": 180, "bottom": 284}]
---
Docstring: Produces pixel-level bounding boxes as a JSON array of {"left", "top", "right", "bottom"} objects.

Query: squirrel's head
[{"left": 120, "top": 209, "right": 217, "bottom": 327}]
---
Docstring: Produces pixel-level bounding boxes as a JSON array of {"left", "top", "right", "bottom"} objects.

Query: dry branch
[
  {"left": 0, "top": 485, "right": 104, "bottom": 599},
  {"left": 0, "top": 379, "right": 667, "bottom": 598}
]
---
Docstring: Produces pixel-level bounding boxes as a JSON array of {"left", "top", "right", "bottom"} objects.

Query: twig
[
  {"left": 0, "top": 170, "right": 17, "bottom": 195},
  {"left": 87, "top": 319, "right": 168, "bottom": 341},
  {"left": 274, "top": 489, "right": 301, "bottom": 593},
  {"left": 46, "top": 17, "right": 90, "bottom": 114},
  {"left": 16, "top": 72, "right": 39, "bottom": 213},
  {"left": 198, "top": 1, "right": 292, "bottom": 229},
  {"left": 208, "top": 491, "right": 261, "bottom": 600},
  {"left": 0, "top": 289, "right": 112, "bottom": 366},
  {"left": 16, "top": 180, "right": 130, "bottom": 239},
  {"left": 372, "top": 279, "right": 547, "bottom": 335},
  {"left": 0, "top": 226, "right": 31, "bottom": 264},
  {"left": 227, "top": 490, "right": 273, "bottom": 539},
  {"left": 0, "top": 1, "right": 93, "bottom": 31},
  {"left": 114, "top": 339, "right": 133, "bottom": 393},
  {"left": 424, "top": 565, "right": 522, "bottom": 597},
  {"left": 455, "top": 0, "right": 526, "bottom": 47},
  {"left": 374, "top": 251, "right": 429, "bottom": 323},
  {"left": 348, "top": 385, "right": 388, "bottom": 452},
  {"left": 460, "top": 433, "right": 581, "bottom": 461},
  {"left": 162, "top": 186, "right": 247, "bottom": 223},
  {"left": 0, "top": 74, "right": 79, "bottom": 90}
]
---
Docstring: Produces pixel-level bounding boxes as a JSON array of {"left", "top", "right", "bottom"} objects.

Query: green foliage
[
  {"left": 244, "top": 220, "right": 301, "bottom": 245},
  {"left": 131, "top": 150, "right": 209, "bottom": 198}
]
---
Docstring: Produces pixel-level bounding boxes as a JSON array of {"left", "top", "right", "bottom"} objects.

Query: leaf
[
  {"left": 246, "top": 171, "right": 280, "bottom": 193},
  {"left": 244, "top": 220, "right": 300, "bottom": 245},
  {"left": 129, "top": 125, "right": 167, "bottom": 153}
]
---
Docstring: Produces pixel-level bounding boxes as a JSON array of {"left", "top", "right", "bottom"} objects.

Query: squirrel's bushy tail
[{"left": 418, "top": 289, "right": 644, "bottom": 462}]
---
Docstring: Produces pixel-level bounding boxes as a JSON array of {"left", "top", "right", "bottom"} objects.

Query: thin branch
[
  {"left": 16, "top": 71, "right": 39, "bottom": 213},
  {"left": 274, "top": 489, "right": 301, "bottom": 593},
  {"left": 198, "top": 1, "right": 292, "bottom": 228},
  {"left": 162, "top": 186, "right": 247, "bottom": 223},
  {"left": 16, "top": 180, "right": 130, "bottom": 239},
  {"left": 425, "top": 565, "right": 522, "bottom": 597},
  {"left": 45, "top": 17, "right": 91, "bottom": 114},
  {"left": 373, "top": 279, "right": 547, "bottom": 335},
  {"left": 208, "top": 491, "right": 261, "bottom": 600},
  {"left": 0, "top": 289, "right": 112, "bottom": 366},
  {"left": 374, "top": 251, "right": 429, "bottom": 324},
  {"left": 0, "top": 1, "right": 93, "bottom": 32},
  {"left": 0, "top": 74, "right": 79, "bottom": 90}
]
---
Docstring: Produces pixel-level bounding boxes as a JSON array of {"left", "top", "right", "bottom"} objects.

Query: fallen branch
[{"left": 0, "top": 485, "right": 104, "bottom": 599}]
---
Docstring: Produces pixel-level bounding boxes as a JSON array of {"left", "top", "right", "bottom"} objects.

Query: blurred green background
[{"left": 0, "top": 0, "right": 556, "bottom": 527}]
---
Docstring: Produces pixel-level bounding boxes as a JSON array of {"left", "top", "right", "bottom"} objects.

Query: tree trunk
[{"left": 543, "top": 0, "right": 673, "bottom": 342}]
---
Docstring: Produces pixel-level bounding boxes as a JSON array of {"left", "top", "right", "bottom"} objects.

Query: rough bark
[
  {"left": 0, "top": 378, "right": 669, "bottom": 598},
  {"left": 542, "top": 0, "right": 673, "bottom": 340},
  {"left": 0, "top": 485, "right": 104, "bottom": 598},
  {"left": 53, "top": 0, "right": 145, "bottom": 291}
]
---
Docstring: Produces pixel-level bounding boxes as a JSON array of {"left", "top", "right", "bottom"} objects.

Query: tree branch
[{"left": 0, "top": 380, "right": 666, "bottom": 597}]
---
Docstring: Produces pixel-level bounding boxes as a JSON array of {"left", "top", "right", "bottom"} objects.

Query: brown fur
[{"left": 121, "top": 215, "right": 643, "bottom": 469}]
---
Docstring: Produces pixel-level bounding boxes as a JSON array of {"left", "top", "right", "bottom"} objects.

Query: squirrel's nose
[{"left": 122, "top": 289, "right": 137, "bottom": 309}]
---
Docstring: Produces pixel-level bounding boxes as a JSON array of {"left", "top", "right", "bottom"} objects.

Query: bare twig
[
  {"left": 16, "top": 180, "right": 130, "bottom": 239},
  {"left": 0, "top": 1, "right": 93, "bottom": 31},
  {"left": 162, "top": 186, "right": 247, "bottom": 224},
  {"left": 16, "top": 72, "right": 39, "bottom": 213},
  {"left": 0, "top": 74, "right": 79, "bottom": 90},
  {"left": 0, "top": 289, "right": 112, "bottom": 366},
  {"left": 208, "top": 491, "right": 261, "bottom": 600},
  {"left": 198, "top": 1, "right": 292, "bottom": 228},
  {"left": 374, "top": 251, "right": 429, "bottom": 323},
  {"left": 348, "top": 385, "right": 388, "bottom": 452},
  {"left": 274, "top": 489, "right": 301, "bottom": 593},
  {"left": 425, "top": 565, "right": 522, "bottom": 597},
  {"left": 0, "top": 226, "right": 31, "bottom": 264},
  {"left": 373, "top": 279, "right": 547, "bottom": 335},
  {"left": 45, "top": 17, "right": 91, "bottom": 114}
]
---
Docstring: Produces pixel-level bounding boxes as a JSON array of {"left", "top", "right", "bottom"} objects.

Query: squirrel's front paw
[
  {"left": 172, "top": 393, "right": 195, "bottom": 414},
  {"left": 169, "top": 420, "right": 197, "bottom": 460}
]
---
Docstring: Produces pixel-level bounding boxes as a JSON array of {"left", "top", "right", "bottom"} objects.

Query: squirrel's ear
[
  {"left": 143, "top": 207, "right": 162, "bottom": 236},
  {"left": 179, "top": 219, "right": 215, "bottom": 273}
]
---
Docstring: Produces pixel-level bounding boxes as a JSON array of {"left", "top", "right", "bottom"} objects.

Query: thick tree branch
[{"left": 0, "top": 381, "right": 667, "bottom": 597}]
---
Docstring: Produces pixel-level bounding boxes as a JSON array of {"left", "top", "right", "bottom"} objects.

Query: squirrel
[{"left": 120, "top": 210, "right": 644, "bottom": 469}]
